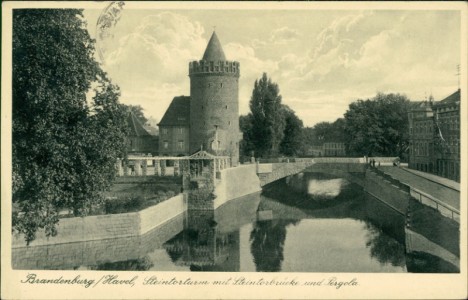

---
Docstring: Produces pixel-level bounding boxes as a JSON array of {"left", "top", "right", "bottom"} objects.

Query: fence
[
  {"left": 370, "top": 166, "right": 460, "bottom": 223},
  {"left": 410, "top": 188, "right": 460, "bottom": 223}
]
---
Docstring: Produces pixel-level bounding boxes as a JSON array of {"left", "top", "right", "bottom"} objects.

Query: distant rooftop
[
  {"left": 127, "top": 111, "right": 151, "bottom": 137},
  {"left": 434, "top": 89, "right": 460, "bottom": 107},
  {"left": 158, "top": 96, "right": 191, "bottom": 126}
]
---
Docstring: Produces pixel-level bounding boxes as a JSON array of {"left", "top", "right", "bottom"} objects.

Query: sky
[{"left": 83, "top": 6, "right": 461, "bottom": 127}]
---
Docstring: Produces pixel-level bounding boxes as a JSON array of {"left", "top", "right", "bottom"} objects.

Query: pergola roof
[{"left": 189, "top": 150, "right": 216, "bottom": 160}]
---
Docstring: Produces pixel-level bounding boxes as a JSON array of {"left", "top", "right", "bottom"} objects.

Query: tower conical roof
[{"left": 202, "top": 31, "right": 226, "bottom": 61}]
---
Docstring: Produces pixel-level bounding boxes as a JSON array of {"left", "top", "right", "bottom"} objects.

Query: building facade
[
  {"left": 158, "top": 96, "right": 190, "bottom": 156},
  {"left": 126, "top": 112, "right": 159, "bottom": 155},
  {"left": 408, "top": 100, "right": 435, "bottom": 173},
  {"left": 323, "top": 142, "right": 346, "bottom": 157},
  {"left": 158, "top": 32, "right": 241, "bottom": 165},
  {"left": 432, "top": 90, "right": 460, "bottom": 181},
  {"left": 408, "top": 90, "right": 460, "bottom": 182}
]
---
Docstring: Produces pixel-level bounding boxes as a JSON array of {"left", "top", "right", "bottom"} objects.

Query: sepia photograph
[{"left": 1, "top": 1, "right": 467, "bottom": 299}]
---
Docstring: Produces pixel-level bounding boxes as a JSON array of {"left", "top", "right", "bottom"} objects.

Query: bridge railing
[{"left": 256, "top": 157, "right": 371, "bottom": 164}]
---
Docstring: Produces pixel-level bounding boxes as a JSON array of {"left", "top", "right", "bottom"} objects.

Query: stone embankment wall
[
  {"left": 12, "top": 194, "right": 186, "bottom": 248},
  {"left": 213, "top": 164, "right": 262, "bottom": 209},
  {"left": 12, "top": 214, "right": 184, "bottom": 270}
]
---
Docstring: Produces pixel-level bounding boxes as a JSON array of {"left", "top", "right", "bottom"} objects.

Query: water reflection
[
  {"left": 12, "top": 172, "right": 459, "bottom": 272},
  {"left": 250, "top": 219, "right": 299, "bottom": 272},
  {"left": 364, "top": 223, "right": 406, "bottom": 267},
  {"left": 308, "top": 179, "right": 347, "bottom": 198},
  {"left": 164, "top": 209, "right": 241, "bottom": 272}
]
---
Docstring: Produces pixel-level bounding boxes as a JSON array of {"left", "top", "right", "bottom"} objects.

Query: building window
[
  {"left": 178, "top": 141, "right": 184, "bottom": 150},
  {"left": 225, "top": 105, "right": 228, "bottom": 109},
  {"left": 162, "top": 128, "right": 168, "bottom": 135},
  {"left": 220, "top": 83, "right": 223, "bottom": 88},
  {"left": 163, "top": 141, "right": 169, "bottom": 149},
  {"left": 178, "top": 127, "right": 184, "bottom": 134}
]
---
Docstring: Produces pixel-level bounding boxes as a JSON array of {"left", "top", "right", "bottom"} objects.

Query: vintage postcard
[{"left": 2, "top": 1, "right": 467, "bottom": 299}]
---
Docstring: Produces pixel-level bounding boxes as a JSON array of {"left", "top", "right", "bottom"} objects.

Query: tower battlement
[{"left": 189, "top": 60, "right": 240, "bottom": 77}]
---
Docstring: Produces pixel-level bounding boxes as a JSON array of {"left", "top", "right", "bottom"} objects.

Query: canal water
[{"left": 14, "top": 173, "right": 458, "bottom": 272}]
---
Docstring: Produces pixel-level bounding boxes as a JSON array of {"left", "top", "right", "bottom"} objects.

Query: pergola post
[
  {"left": 174, "top": 160, "right": 180, "bottom": 176},
  {"left": 161, "top": 160, "right": 167, "bottom": 176},
  {"left": 134, "top": 160, "right": 142, "bottom": 176},
  {"left": 116, "top": 158, "right": 123, "bottom": 177},
  {"left": 123, "top": 160, "right": 129, "bottom": 176},
  {"left": 142, "top": 159, "right": 147, "bottom": 176},
  {"left": 154, "top": 159, "right": 160, "bottom": 176}
]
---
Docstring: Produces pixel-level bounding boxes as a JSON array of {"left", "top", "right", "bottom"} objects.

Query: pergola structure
[{"left": 115, "top": 151, "right": 232, "bottom": 184}]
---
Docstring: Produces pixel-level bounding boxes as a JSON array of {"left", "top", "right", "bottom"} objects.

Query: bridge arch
[{"left": 256, "top": 159, "right": 368, "bottom": 188}]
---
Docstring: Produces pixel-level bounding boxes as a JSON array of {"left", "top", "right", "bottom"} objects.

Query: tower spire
[{"left": 202, "top": 31, "right": 226, "bottom": 61}]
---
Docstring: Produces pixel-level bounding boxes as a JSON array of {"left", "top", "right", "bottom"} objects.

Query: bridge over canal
[{"left": 255, "top": 157, "right": 391, "bottom": 187}]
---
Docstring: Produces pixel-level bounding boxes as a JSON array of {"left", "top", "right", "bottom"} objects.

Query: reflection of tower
[
  {"left": 164, "top": 209, "right": 240, "bottom": 271},
  {"left": 189, "top": 32, "right": 240, "bottom": 166}
]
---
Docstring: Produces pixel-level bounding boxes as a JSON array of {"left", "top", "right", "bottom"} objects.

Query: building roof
[
  {"left": 202, "top": 31, "right": 226, "bottom": 61},
  {"left": 434, "top": 89, "right": 460, "bottom": 108},
  {"left": 127, "top": 111, "right": 152, "bottom": 137},
  {"left": 409, "top": 100, "right": 432, "bottom": 112},
  {"left": 158, "top": 96, "right": 191, "bottom": 126}
]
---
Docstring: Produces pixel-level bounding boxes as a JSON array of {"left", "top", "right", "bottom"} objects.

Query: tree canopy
[
  {"left": 344, "top": 93, "right": 410, "bottom": 157},
  {"left": 249, "top": 73, "right": 286, "bottom": 157},
  {"left": 279, "top": 105, "right": 304, "bottom": 156},
  {"left": 12, "top": 9, "right": 128, "bottom": 243}
]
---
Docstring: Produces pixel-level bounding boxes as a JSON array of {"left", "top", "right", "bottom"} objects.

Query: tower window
[
  {"left": 220, "top": 83, "right": 223, "bottom": 88},
  {"left": 225, "top": 105, "right": 228, "bottom": 109},
  {"left": 228, "top": 121, "right": 231, "bottom": 126}
]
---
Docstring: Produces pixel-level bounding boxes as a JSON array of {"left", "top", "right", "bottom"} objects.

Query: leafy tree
[
  {"left": 280, "top": 105, "right": 304, "bottom": 156},
  {"left": 12, "top": 9, "right": 128, "bottom": 244},
  {"left": 310, "top": 119, "right": 346, "bottom": 145},
  {"left": 344, "top": 93, "right": 410, "bottom": 157},
  {"left": 248, "top": 73, "right": 286, "bottom": 157},
  {"left": 239, "top": 114, "right": 255, "bottom": 158},
  {"left": 123, "top": 104, "right": 148, "bottom": 125}
]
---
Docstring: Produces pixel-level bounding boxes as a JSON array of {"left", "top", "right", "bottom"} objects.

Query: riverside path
[{"left": 380, "top": 166, "right": 459, "bottom": 211}]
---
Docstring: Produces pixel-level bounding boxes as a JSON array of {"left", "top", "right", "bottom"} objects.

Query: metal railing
[{"left": 410, "top": 187, "right": 460, "bottom": 223}]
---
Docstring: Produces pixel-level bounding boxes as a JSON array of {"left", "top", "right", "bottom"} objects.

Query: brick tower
[{"left": 189, "top": 32, "right": 240, "bottom": 166}]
